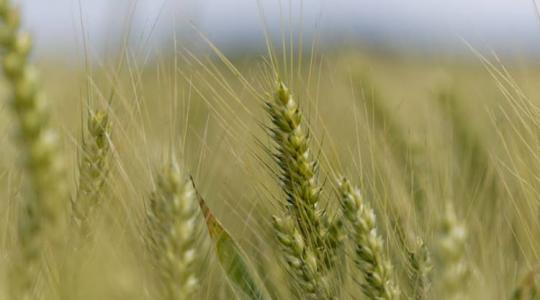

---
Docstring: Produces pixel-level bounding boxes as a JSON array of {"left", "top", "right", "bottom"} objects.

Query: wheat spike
[
  {"left": 272, "top": 214, "right": 330, "bottom": 299},
  {"left": 266, "top": 82, "right": 324, "bottom": 244},
  {"left": 338, "top": 177, "right": 399, "bottom": 300},
  {"left": 72, "top": 109, "right": 112, "bottom": 230},
  {"left": 0, "top": 1, "right": 67, "bottom": 298},
  {"left": 267, "top": 82, "right": 338, "bottom": 298},
  {"left": 408, "top": 238, "right": 432, "bottom": 300},
  {"left": 146, "top": 162, "right": 200, "bottom": 299},
  {"left": 437, "top": 203, "right": 469, "bottom": 300}
]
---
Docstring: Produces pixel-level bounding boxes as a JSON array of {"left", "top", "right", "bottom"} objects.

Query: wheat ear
[
  {"left": 408, "top": 238, "right": 432, "bottom": 300},
  {"left": 266, "top": 82, "right": 324, "bottom": 244},
  {"left": 437, "top": 203, "right": 469, "bottom": 300},
  {"left": 72, "top": 109, "right": 112, "bottom": 229},
  {"left": 338, "top": 177, "right": 399, "bottom": 300},
  {"left": 272, "top": 214, "right": 330, "bottom": 299},
  {"left": 0, "top": 1, "right": 67, "bottom": 298},
  {"left": 146, "top": 162, "right": 200, "bottom": 299},
  {"left": 267, "top": 82, "right": 336, "bottom": 298}
]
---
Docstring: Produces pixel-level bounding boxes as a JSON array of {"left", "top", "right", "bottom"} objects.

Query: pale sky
[{"left": 18, "top": 0, "right": 540, "bottom": 58}]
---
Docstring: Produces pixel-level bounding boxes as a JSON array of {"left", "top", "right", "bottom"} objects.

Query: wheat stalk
[
  {"left": 0, "top": 1, "right": 67, "bottom": 298},
  {"left": 338, "top": 177, "right": 399, "bottom": 300},
  {"left": 146, "top": 161, "right": 201, "bottom": 299}
]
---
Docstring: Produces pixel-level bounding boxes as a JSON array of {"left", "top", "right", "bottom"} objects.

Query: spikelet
[
  {"left": 0, "top": 0, "right": 67, "bottom": 298},
  {"left": 146, "top": 162, "right": 200, "bottom": 299},
  {"left": 72, "top": 109, "right": 111, "bottom": 230},
  {"left": 338, "top": 177, "right": 399, "bottom": 300}
]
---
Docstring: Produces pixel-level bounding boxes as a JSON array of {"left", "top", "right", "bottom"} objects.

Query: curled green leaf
[{"left": 193, "top": 178, "right": 270, "bottom": 300}]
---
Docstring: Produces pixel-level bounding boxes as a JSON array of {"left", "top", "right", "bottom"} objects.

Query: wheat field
[{"left": 1, "top": 1, "right": 540, "bottom": 299}]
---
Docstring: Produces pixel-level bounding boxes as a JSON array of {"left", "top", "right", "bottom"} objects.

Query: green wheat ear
[
  {"left": 193, "top": 178, "right": 270, "bottom": 300},
  {"left": 72, "top": 109, "right": 112, "bottom": 231},
  {"left": 338, "top": 177, "right": 399, "bottom": 300},
  {"left": 0, "top": 0, "right": 68, "bottom": 298},
  {"left": 266, "top": 82, "right": 324, "bottom": 243},
  {"left": 267, "top": 81, "right": 340, "bottom": 298}
]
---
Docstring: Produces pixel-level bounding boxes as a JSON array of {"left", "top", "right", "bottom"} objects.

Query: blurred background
[
  {"left": 20, "top": 0, "right": 540, "bottom": 61},
  {"left": 2, "top": 1, "right": 540, "bottom": 299}
]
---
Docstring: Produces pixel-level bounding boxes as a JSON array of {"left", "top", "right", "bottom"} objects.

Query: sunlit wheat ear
[
  {"left": 272, "top": 214, "right": 329, "bottom": 299},
  {"left": 437, "top": 203, "right": 469, "bottom": 300},
  {"left": 194, "top": 180, "right": 270, "bottom": 300},
  {"left": 72, "top": 109, "right": 112, "bottom": 231},
  {"left": 338, "top": 177, "right": 399, "bottom": 300},
  {"left": 145, "top": 162, "right": 201, "bottom": 299},
  {"left": 408, "top": 238, "right": 432, "bottom": 300},
  {"left": 0, "top": 1, "right": 68, "bottom": 298}
]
